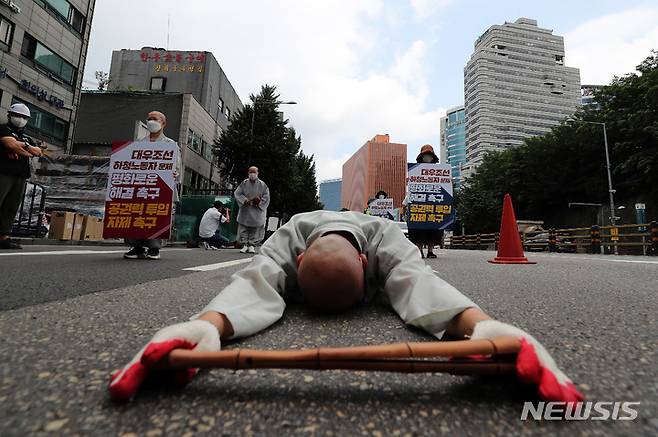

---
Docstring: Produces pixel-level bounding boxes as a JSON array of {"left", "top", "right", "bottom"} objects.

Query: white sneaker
[
  {"left": 203, "top": 242, "right": 210, "bottom": 250},
  {"left": 248, "top": 245, "right": 256, "bottom": 254},
  {"left": 240, "top": 246, "right": 248, "bottom": 253}
]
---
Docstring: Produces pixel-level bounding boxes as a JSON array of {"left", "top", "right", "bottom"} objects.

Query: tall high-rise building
[
  {"left": 0, "top": 0, "right": 96, "bottom": 153},
  {"left": 464, "top": 17, "right": 581, "bottom": 172},
  {"left": 341, "top": 134, "right": 407, "bottom": 211},
  {"left": 319, "top": 178, "right": 342, "bottom": 211},
  {"left": 440, "top": 105, "right": 466, "bottom": 189}
]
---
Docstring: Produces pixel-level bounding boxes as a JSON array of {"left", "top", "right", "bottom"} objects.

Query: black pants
[
  {"left": 201, "top": 233, "right": 230, "bottom": 248},
  {"left": 125, "top": 239, "right": 161, "bottom": 249},
  {"left": 0, "top": 174, "right": 26, "bottom": 236}
]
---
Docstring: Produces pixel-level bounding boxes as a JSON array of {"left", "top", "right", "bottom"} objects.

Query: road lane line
[
  {"left": 0, "top": 250, "right": 125, "bottom": 257},
  {"left": 529, "top": 254, "right": 658, "bottom": 265},
  {"left": 0, "top": 248, "right": 192, "bottom": 257},
  {"left": 183, "top": 258, "right": 253, "bottom": 271}
]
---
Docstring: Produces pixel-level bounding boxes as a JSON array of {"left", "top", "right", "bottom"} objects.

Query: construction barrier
[{"left": 448, "top": 223, "right": 654, "bottom": 256}]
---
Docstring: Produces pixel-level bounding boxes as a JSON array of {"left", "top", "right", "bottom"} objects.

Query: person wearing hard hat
[
  {"left": 0, "top": 103, "right": 44, "bottom": 250},
  {"left": 405, "top": 144, "right": 442, "bottom": 258}
]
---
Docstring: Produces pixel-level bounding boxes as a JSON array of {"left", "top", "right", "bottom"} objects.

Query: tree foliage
[
  {"left": 216, "top": 85, "right": 322, "bottom": 219},
  {"left": 94, "top": 70, "right": 111, "bottom": 91},
  {"left": 456, "top": 51, "right": 658, "bottom": 233}
]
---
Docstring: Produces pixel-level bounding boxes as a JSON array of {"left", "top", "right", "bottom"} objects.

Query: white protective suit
[{"left": 196, "top": 210, "right": 478, "bottom": 339}]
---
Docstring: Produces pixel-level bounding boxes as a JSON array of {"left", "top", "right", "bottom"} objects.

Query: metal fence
[
  {"left": 11, "top": 182, "right": 47, "bottom": 238},
  {"left": 448, "top": 222, "right": 658, "bottom": 256}
]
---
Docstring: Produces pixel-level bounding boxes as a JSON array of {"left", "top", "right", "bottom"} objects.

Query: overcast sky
[{"left": 83, "top": 0, "right": 658, "bottom": 181}]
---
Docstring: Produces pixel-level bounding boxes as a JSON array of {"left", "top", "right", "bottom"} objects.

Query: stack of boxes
[{"left": 49, "top": 212, "right": 104, "bottom": 241}]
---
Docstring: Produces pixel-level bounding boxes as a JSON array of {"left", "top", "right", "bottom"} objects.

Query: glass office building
[
  {"left": 440, "top": 106, "right": 466, "bottom": 189},
  {"left": 319, "top": 178, "right": 342, "bottom": 211}
]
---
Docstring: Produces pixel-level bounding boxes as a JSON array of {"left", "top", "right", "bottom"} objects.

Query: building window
[
  {"left": 149, "top": 76, "right": 166, "bottom": 91},
  {"left": 36, "top": 0, "right": 85, "bottom": 35},
  {"left": 187, "top": 128, "right": 200, "bottom": 152},
  {"left": 225, "top": 107, "right": 231, "bottom": 119},
  {"left": 0, "top": 15, "right": 14, "bottom": 51},
  {"left": 217, "top": 98, "right": 224, "bottom": 112},
  {"left": 12, "top": 98, "right": 68, "bottom": 145},
  {"left": 21, "top": 34, "right": 76, "bottom": 86},
  {"left": 203, "top": 140, "right": 214, "bottom": 162}
]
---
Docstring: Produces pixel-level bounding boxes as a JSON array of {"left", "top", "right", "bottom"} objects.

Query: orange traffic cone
[{"left": 489, "top": 194, "right": 536, "bottom": 264}]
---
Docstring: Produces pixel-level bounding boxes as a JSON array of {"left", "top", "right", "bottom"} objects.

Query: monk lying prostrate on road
[{"left": 109, "top": 210, "right": 584, "bottom": 403}]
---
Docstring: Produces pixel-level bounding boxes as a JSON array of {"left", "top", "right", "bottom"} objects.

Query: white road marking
[
  {"left": 528, "top": 253, "right": 658, "bottom": 265},
  {"left": 183, "top": 258, "right": 253, "bottom": 271},
  {"left": 0, "top": 248, "right": 192, "bottom": 257}
]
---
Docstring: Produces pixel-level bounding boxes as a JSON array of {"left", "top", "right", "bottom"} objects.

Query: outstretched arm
[
  {"left": 376, "top": 222, "right": 582, "bottom": 402},
  {"left": 377, "top": 221, "right": 480, "bottom": 339},
  {"left": 197, "top": 311, "right": 234, "bottom": 339},
  {"left": 109, "top": 229, "right": 295, "bottom": 401},
  {"left": 445, "top": 307, "right": 492, "bottom": 338}
]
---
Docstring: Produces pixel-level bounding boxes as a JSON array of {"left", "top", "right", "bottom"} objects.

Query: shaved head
[
  {"left": 297, "top": 233, "right": 367, "bottom": 313},
  {"left": 147, "top": 111, "right": 166, "bottom": 124}
]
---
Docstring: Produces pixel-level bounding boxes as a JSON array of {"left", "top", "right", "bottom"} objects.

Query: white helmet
[{"left": 8, "top": 103, "right": 31, "bottom": 118}]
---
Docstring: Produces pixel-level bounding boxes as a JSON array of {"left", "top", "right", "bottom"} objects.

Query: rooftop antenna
[{"left": 166, "top": 14, "right": 170, "bottom": 49}]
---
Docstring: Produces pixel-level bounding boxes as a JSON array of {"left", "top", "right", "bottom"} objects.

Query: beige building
[{"left": 74, "top": 91, "right": 226, "bottom": 193}]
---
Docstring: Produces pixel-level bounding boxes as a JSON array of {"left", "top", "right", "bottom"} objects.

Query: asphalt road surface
[
  {"left": 0, "top": 245, "right": 253, "bottom": 311},
  {"left": 0, "top": 247, "right": 656, "bottom": 436}
]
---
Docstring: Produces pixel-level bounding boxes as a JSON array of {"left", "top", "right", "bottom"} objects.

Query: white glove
[
  {"left": 109, "top": 320, "right": 221, "bottom": 401},
  {"left": 471, "top": 320, "right": 584, "bottom": 402}
]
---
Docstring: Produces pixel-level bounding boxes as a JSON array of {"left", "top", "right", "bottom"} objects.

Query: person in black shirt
[{"left": 0, "top": 103, "right": 44, "bottom": 249}]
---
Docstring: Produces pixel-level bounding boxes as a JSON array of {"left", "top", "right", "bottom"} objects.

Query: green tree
[
  {"left": 216, "top": 85, "right": 322, "bottom": 220},
  {"left": 94, "top": 70, "right": 111, "bottom": 91}
]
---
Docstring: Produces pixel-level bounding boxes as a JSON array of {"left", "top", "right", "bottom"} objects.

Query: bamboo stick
[{"left": 165, "top": 336, "right": 520, "bottom": 375}]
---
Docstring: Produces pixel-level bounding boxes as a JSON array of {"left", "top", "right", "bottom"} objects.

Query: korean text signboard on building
[
  {"left": 407, "top": 163, "right": 455, "bottom": 230},
  {"left": 140, "top": 51, "right": 206, "bottom": 74},
  {"left": 369, "top": 198, "right": 395, "bottom": 220},
  {"left": 103, "top": 141, "right": 177, "bottom": 240}
]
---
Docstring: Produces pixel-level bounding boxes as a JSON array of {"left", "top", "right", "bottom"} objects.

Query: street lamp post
[{"left": 567, "top": 118, "right": 618, "bottom": 254}]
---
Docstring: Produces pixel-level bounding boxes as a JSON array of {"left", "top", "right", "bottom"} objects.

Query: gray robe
[
  {"left": 234, "top": 178, "right": 270, "bottom": 227},
  {"left": 194, "top": 210, "right": 477, "bottom": 339}
]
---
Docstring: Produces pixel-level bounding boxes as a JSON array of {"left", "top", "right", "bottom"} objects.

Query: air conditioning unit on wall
[{"left": 1, "top": 0, "right": 21, "bottom": 14}]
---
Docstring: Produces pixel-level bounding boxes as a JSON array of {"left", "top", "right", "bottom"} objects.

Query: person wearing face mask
[
  {"left": 123, "top": 111, "right": 181, "bottom": 260},
  {"left": 407, "top": 144, "right": 442, "bottom": 258},
  {"left": 0, "top": 103, "right": 44, "bottom": 250},
  {"left": 234, "top": 166, "right": 270, "bottom": 254}
]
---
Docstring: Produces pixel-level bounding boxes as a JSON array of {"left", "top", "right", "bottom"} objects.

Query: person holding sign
[
  {"left": 404, "top": 145, "right": 442, "bottom": 258},
  {"left": 123, "top": 111, "right": 181, "bottom": 260}
]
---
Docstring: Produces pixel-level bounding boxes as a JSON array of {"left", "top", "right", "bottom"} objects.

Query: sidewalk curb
[{"left": 15, "top": 238, "right": 189, "bottom": 247}]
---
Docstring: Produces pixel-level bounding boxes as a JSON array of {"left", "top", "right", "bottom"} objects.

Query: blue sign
[
  {"left": 19, "top": 80, "right": 65, "bottom": 109},
  {"left": 407, "top": 163, "right": 455, "bottom": 230}
]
